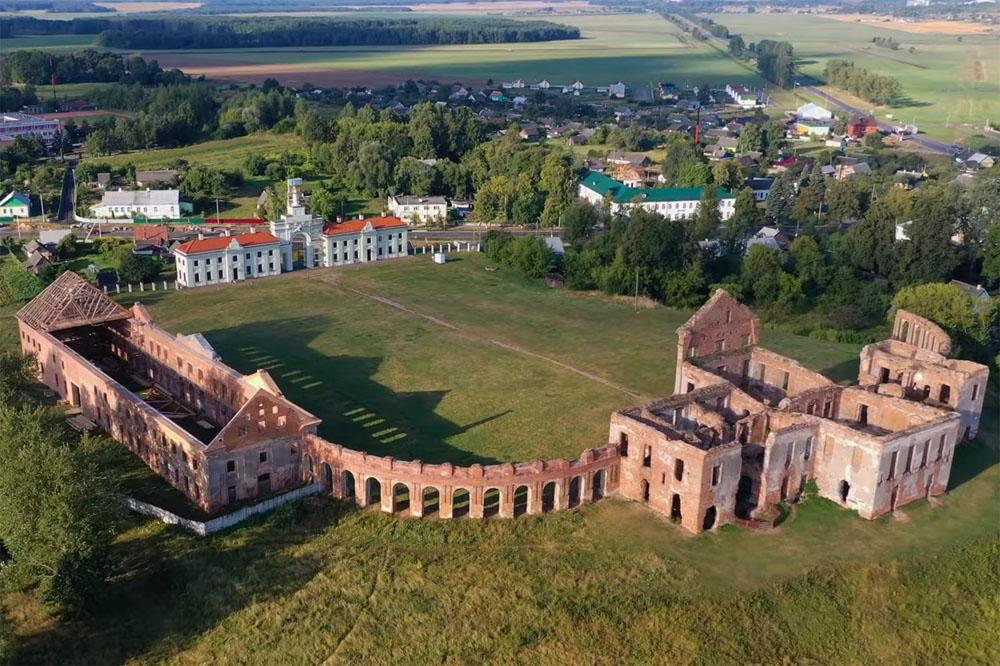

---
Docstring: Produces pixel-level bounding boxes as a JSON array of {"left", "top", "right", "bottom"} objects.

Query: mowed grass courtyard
[{"left": 2, "top": 255, "right": 998, "bottom": 664}]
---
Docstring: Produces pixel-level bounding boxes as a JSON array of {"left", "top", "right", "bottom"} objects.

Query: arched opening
[
  {"left": 640, "top": 479, "right": 650, "bottom": 503},
  {"left": 899, "top": 320, "right": 909, "bottom": 341},
  {"left": 291, "top": 234, "right": 309, "bottom": 270},
  {"left": 735, "top": 475, "right": 754, "bottom": 519},
  {"left": 321, "top": 462, "right": 333, "bottom": 490},
  {"left": 422, "top": 487, "right": 440, "bottom": 516},
  {"left": 365, "top": 477, "right": 382, "bottom": 506},
  {"left": 513, "top": 485, "right": 529, "bottom": 517},
  {"left": 568, "top": 476, "right": 582, "bottom": 508},
  {"left": 702, "top": 506, "right": 717, "bottom": 531},
  {"left": 670, "top": 493, "right": 682, "bottom": 522},
  {"left": 541, "top": 481, "right": 557, "bottom": 513},
  {"left": 393, "top": 483, "right": 410, "bottom": 514},
  {"left": 452, "top": 488, "right": 470, "bottom": 518},
  {"left": 483, "top": 488, "right": 501, "bottom": 518},
  {"left": 591, "top": 469, "right": 605, "bottom": 502},
  {"left": 341, "top": 470, "right": 355, "bottom": 499},
  {"left": 304, "top": 454, "right": 315, "bottom": 483},
  {"left": 839, "top": 480, "right": 850, "bottom": 504}
]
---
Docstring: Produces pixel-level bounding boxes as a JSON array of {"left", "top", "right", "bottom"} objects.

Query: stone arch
[
  {"left": 591, "top": 469, "right": 606, "bottom": 502},
  {"left": 341, "top": 470, "right": 356, "bottom": 500},
  {"left": 641, "top": 479, "right": 650, "bottom": 503},
  {"left": 670, "top": 493, "right": 682, "bottom": 522},
  {"left": 422, "top": 486, "right": 440, "bottom": 516},
  {"left": 483, "top": 488, "right": 501, "bottom": 518},
  {"left": 392, "top": 482, "right": 411, "bottom": 514},
  {"left": 290, "top": 231, "right": 314, "bottom": 270},
  {"left": 541, "top": 481, "right": 557, "bottom": 513},
  {"left": 702, "top": 505, "right": 717, "bottom": 531},
  {"left": 320, "top": 462, "right": 333, "bottom": 491},
  {"left": 365, "top": 477, "right": 382, "bottom": 507},
  {"left": 513, "top": 485, "right": 530, "bottom": 517},
  {"left": 568, "top": 476, "right": 583, "bottom": 508},
  {"left": 452, "top": 488, "right": 471, "bottom": 518}
]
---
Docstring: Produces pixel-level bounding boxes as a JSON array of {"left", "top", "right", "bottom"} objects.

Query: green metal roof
[
  {"left": 0, "top": 191, "right": 31, "bottom": 208},
  {"left": 580, "top": 171, "right": 732, "bottom": 204}
]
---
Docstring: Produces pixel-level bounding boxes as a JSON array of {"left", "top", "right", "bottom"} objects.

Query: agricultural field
[
  {"left": 707, "top": 12, "right": 1000, "bottom": 143},
  {"left": 86, "top": 132, "right": 303, "bottom": 171},
  {"left": 116, "top": 12, "right": 764, "bottom": 90},
  {"left": 1, "top": 256, "right": 997, "bottom": 664}
]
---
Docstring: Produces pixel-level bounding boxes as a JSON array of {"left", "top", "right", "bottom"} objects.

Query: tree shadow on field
[
  {"left": 889, "top": 97, "right": 932, "bottom": 109},
  {"left": 820, "top": 357, "right": 860, "bottom": 384},
  {"left": 204, "top": 314, "right": 509, "bottom": 466},
  {"left": 11, "top": 498, "right": 354, "bottom": 665},
  {"left": 947, "top": 380, "right": 999, "bottom": 491}
]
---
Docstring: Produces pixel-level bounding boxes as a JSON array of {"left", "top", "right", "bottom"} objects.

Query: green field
[
  {"left": 2, "top": 256, "right": 998, "bottom": 664},
  {"left": 707, "top": 12, "right": 1000, "bottom": 143},
  {"left": 87, "top": 132, "right": 303, "bottom": 171}
]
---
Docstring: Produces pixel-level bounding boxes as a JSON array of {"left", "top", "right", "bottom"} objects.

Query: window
[
  {"left": 711, "top": 463, "right": 721, "bottom": 486},
  {"left": 674, "top": 458, "right": 684, "bottom": 481},
  {"left": 642, "top": 446, "right": 651, "bottom": 467},
  {"left": 619, "top": 431, "right": 628, "bottom": 456},
  {"left": 781, "top": 371, "right": 790, "bottom": 391},
  {"left": 804, "top": 436, "right": 813, "bottom": 461},
  {"left": 784, "top": 443, "right": 793, "bottom": 469},
  {"left": 936, "top": 435, "right": 945, "bottom": 461},
  {"left": 259, "top": 451, "right": 268, "bottom": 463},
  {"left": 887, "top": 450, "right": 898, "bottom": 480},
  {"left": 714, "top": 339, "right": 725, "bottom": 352},
  {"left": 858, "top": 404, "right": 868, "bottom": 426},
  {"left": 226, "top": 460, "right": 236, "bottom": 473},
  {"left": 919, "top": 441, "right": 929, "bottom": 469},
  {"left": 904, "top": 445, "right": 914, "bottom": 473}
]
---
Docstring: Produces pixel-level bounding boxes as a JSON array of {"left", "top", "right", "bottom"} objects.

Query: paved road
[
  {"left": 55, "top": 159, "right": 77, "bottom": 222},
  {"left": 801, "top": 86, "right": 960, "bottom": 156}
]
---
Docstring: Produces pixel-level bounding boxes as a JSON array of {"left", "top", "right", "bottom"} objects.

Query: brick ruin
[
  {"left": 613, "top": 290, "right": 989, "bottom": 533},
  {"left": 15, "top": 276, "right": 988, "bottom": 531}
]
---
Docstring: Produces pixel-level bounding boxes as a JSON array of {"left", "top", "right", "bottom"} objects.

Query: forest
[
  {"left": 1, "top": 15, "right": 580, "bottom": 48},
  {"left": 0, "top": 50, "right": 189, "bottom": 87},
  {"left": 823, "top": 59, "right": 903, "bottom": 106}
]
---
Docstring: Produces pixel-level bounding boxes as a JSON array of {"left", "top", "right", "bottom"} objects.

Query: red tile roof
[
  {"left": 134, "top": 224, "right": 169, "bottom": 244},
  {"left": 322, "top": 216, "right": 407, "bottom": 237},
  {"left": 174, "top": 231, "right": 279, "bottom": 255}
]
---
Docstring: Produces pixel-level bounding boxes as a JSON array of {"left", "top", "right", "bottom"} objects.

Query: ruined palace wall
[
  {"left": 892, "top": 309, "right": 951, "bottom": 355},
  {"left": 19, "top": 321, "right": 212, "bottom": 509},
  {"left": 675, "top": 290, "right": 760, "bottom": 393},
  {"left": 302, "top": 433, "right": 621, "bottom": 519}
]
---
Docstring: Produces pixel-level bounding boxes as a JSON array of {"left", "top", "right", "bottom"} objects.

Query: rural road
[
  {"left": 801, "top": 86, "right": 960, "bottom": 156},
  {"left": 56, "top": 160, "right": 77, "bottom": 223}
]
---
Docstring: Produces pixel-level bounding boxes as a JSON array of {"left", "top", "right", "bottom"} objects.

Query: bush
[{"left": 0, "top": 262, "right": 44, "bottom": 305}]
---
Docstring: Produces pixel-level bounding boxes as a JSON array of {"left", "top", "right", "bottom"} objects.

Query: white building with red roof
[{"left": 174, "top": 230, "right": 281, "bottom": 287}]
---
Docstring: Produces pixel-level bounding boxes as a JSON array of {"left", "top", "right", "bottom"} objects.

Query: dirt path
[{"left": 330, "top": 280, "right": 644, "bottom": 399}]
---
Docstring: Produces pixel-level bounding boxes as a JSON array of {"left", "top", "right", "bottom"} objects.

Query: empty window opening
[
  {"left": 711, "top": 464, "right": 721, "bottom": 486},
  {"left": 784, "top": 444, "right": 793, "bottom": 469},
  {"left": 686, "top": 382, "right": 695, "bottom": 393},
  {"left": 365, "top": 477, "right": 382, "bottom": 506},
  {"left": 452, "top": 488, "right": 470, "bottom": 518},
  {"left": 422, "top": 487, "right": 439, "bottom": 516},
  {"left": 591, "top": 470, "right": 605, "bottom": 502},
  {"left": 670, "top": 493, "right": 682, "bottom": 522},
  {"left": 920, "top": 441, "right": 929, "bottom": 469},
  {"left": 483, "top": 488, "right": 501, "bottom": 518},
  {"left": 674, "top": 459, "right": 685, "bottom": 482},
  {"left": 804, "top": 436, "right": 814, "bottom": 461},
  {"left": 568, "top": 476, "right": 583, "bottom": 508},
  {"left": 904, "top": 446, "right": 914, "bottom": 474},
  {"left": 879, "top": 367, "right": 890, "bottom": 383},
  {"left": 936, "top": 435, "right": 946, "bottom": 460},
  {"left": 513, "top": 485, "right": 530, "bottom": 516},
  {"left": 226, "top": 460, "right": 236, "bottom": 473},
  {"left": 858, "top": 404, "right": 869, "bottom": 426},
  {"left": 619, "top": 431, "right": 629, "bottom": 457},
  {"left": 972, "top": 384, "right": 979, "bottom": 401},
  {"left": 393, "top": 483, "right": 410, "bottom": 514},
  {"left": 642, "top": 446, "right": 652, "bottom": 468},
  {"left": 781, "top": 371, "right": 790, "bottom": 391},
  {"left": 939, "top": 384, "right": 951, "bottom": 404},
  {"left": 541, "top": 482, "right": 557, "bottom": 513},
  {"left": 888, "top": 450, "right": 898, "bottom": 480}
]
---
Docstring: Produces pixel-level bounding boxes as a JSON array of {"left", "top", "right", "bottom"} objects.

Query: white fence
[
  {"left": 415, "top": 241, "right": 481, "bottom": 254},
  {"left": 104, "top": 279, "right": 180, "bottom": 295},
  {"left": 126, "top": 483, "right": 323, "bottom": 536}
]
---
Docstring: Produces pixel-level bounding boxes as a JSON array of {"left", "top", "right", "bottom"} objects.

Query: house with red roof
[
  {"left": 848, "top": 116, "right": 879, "bottom": 139},
  {"left": 174, "top": 230, "right": 281, "bottom": 287},
  {"left": 321, "top": 216, "right": 409, "bottom": 266}
]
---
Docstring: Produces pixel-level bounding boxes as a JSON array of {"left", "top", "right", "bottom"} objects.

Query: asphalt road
[
  {"left": 801, "top": 86, "right": 960, "bottom": 156},
  {"left": 56, "top": 160, "right": 77, "bottom": 222}
]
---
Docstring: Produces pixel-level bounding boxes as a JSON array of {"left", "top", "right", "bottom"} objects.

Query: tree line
[
  {"left": 0, "top": 50, "right": 189, "bottom": 87},
  {"left": 823, "top": 59, "right": 903, "bottom": 105}
]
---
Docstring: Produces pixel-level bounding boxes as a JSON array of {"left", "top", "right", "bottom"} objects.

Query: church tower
[{"left": 269, "top": 178, "right": 325, "bottom": 270}]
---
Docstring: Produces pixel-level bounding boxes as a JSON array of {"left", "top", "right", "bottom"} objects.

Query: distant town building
[
  {"left": 725, "top": 84, "right": 761, "bottom": 109},
  {"left": 608, "top": 81, "right": 627, "bottom": 99},
  {"left": 0, "top": 191, "right": 31, "bottom": 218},
  {"left": 795, "top": 102, "right": 833, "bottom": 120},
  {"left": 0, "top": 112, "right": 60, "bottom": 143},
  {"left": 91, "top": 189, "right": 182, "bottom": 219},
  {"left": 744, "top": 177, "right": 774, "bottom": 202},
  {"left": 578, "top": 171, "right": 735, "bottom": 219},
  {"left": 387, "top": 195, "right": 448, "bottom": 225},
  {"left": 135, "top": 170, "right": 179, "bottom": 187}
]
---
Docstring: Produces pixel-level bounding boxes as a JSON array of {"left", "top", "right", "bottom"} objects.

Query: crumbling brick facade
[{"left": 615, "top": 290, "right": 988, "bottom": 534}]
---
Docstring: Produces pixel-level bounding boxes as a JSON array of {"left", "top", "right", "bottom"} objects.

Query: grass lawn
[
  {"left": 706, "top": 12, "right": 1000, "bottom": 144},
  {"left": 2, "top": 256, "right": 997, "bottom": 664},
  {"left": 86, "top": 132, "right": 304, "bottom": 172}
]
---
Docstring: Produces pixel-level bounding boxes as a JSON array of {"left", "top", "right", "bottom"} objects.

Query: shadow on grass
[
  {"left": 204, "top": 314, "right": 509, "bottom": 466},
  {"left": 948, "top": 379, "right": 999, "bottom": 491},
  {"left": 820, "top": 357, "right": 860, "bottom": 384},
  {"left": 10, "top": 498, "right": 353, "bottom": 665}
]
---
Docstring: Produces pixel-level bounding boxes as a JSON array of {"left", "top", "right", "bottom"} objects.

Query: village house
[
  {"left": 17, "top": 272, "right": 321, "bottom": 513},
  {"left": 135, "top": 170, "right": 179, "bottom": 188},
  {"left": 725, "top": 84, "right": 760, "bottom": 109},
  {"left": 848, "top": 116, "right": 879, "bottom": 139},
  {"left": 0, "top": 191, "right": 31, "bottom": 218},
  {"left": 795, "top": 102, "right": 833, "bottom": 121},
  {"left": 608, "top": 82, "right": 627, "bottom": 99},
  {"left": 91, "top": 189, "right": 183, "bottom": 219},
  {"left": 745, "top": 177, "right": 774, "bottom": 202},
  {"left": 612, "top": 291, "right": 988, "bottom": 534},
  {"left": 387, "top": 194, "right": 448, "bottom": 225},
  {"left": 578, "top": 171, "right": 736, "bottom": 220}
]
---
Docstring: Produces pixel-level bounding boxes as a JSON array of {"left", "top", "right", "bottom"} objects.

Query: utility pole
[{"left": 634, "top": 268, "right": 639, "bottom": 312}]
